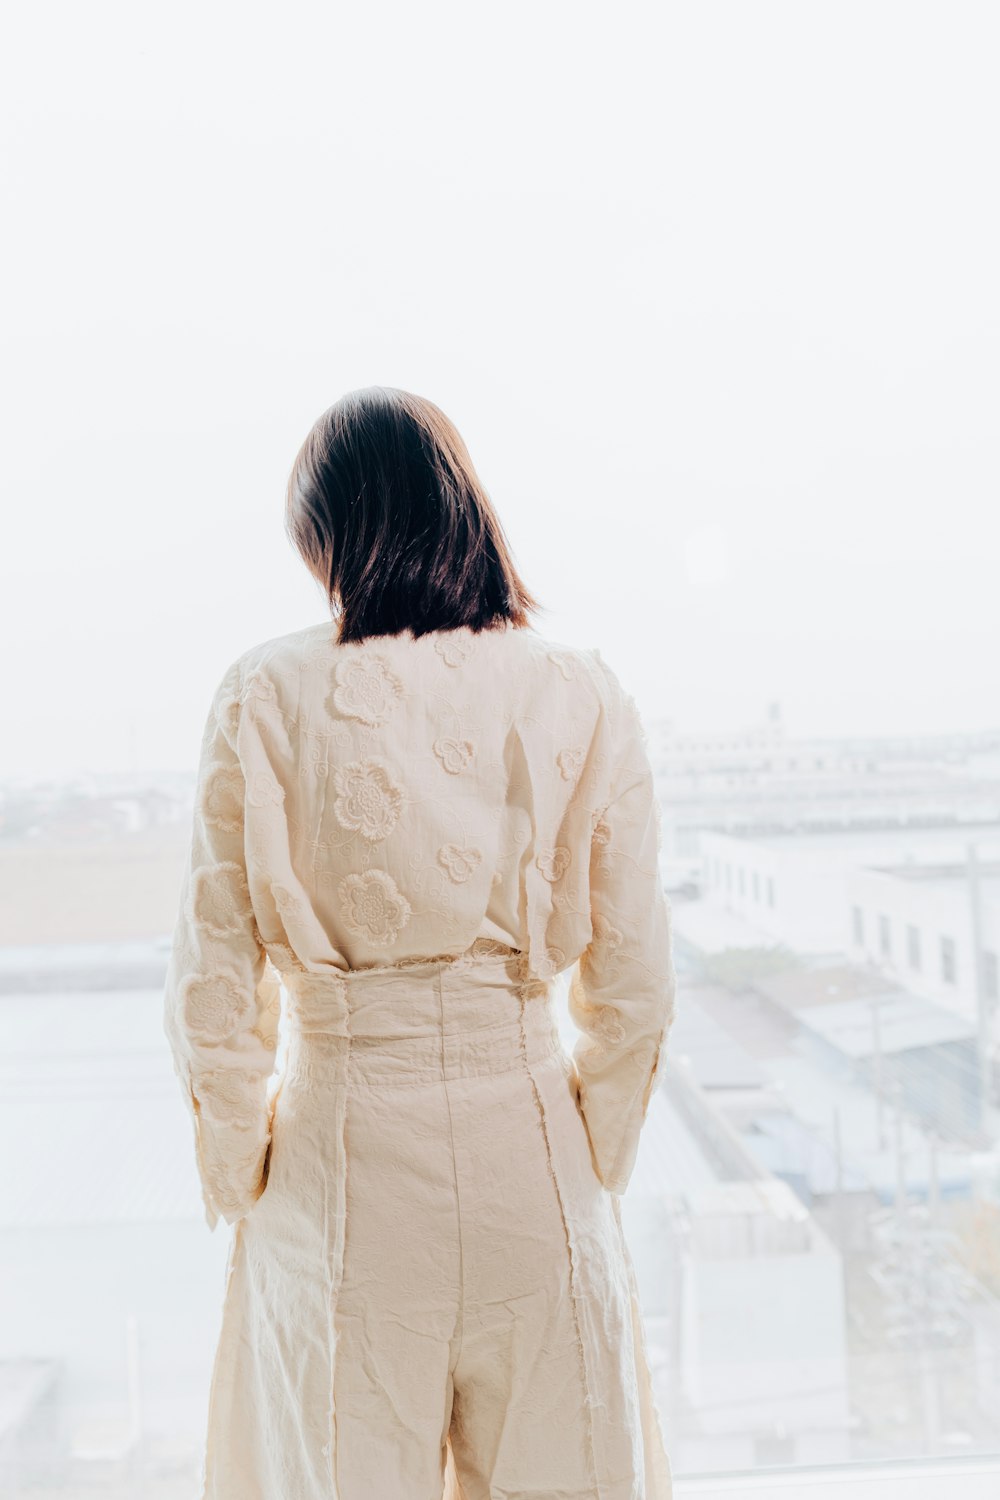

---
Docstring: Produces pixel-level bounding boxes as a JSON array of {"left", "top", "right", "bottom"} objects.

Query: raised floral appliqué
[
  {"left": 339, "top": 868, "right": 412, "bottom": 943},
  {"left": 433, "top": 631, "right": 474, "bottom": 667},
  {"left": 201, "top": 762, "right": 244, "bottom": 834},
  {"left": 216, "top": 693, "right": 241, "bottom": 742},
  {"left": 536, "top": 846, "right": 571, "bottom": 883},
  {"left": 547, "top": 649, "right": 578, "bottom": 680},
  {"left": 591, "top": 812, "right": 612, "bottom": 846},
  {"left": 438, "top": 843, "right": 482, "bottom": 883},
  {"left": 195, "top": 1067, "right": 265, "bottom": 1128},
  {"left": 569, "top": 970, "right": 628, "bottom": 1052},
  {"left": 530, "top": 944, "right": 566, "bottom": 981},
  {"left": 592, "top": 911, "right": 624, "bottom": 951},
  {"left": 590, "top": 1004, "right": 627, "bottom": 1047},
  {"left": 433, "top": 737, "right": 474, "bottom": 774},
  {"left": 190, "top": 861, "right": 253, "bottom": 939},
  {"left": 247, "top": 770, "right": 285, "bottom": 809},
  {"left": 333, "top": 654, "right": 403, "bottom": 725},
  {"left": 332, "top": 760, "right": 403, "bottom": 842},
  {"left": 557, "top": 746, "right": 585, "bottom": 782},
  {"left": 239, "top": 672, "right": 278, "bottom": 709},
  {"left": 203, "top": 1139, "right": 268, "bottom": 1216},
  {"left": 270, "top": 884, "right": 304, "bottom": 921},
  {"left": 182, "top": 970, "right": 255, "bottom": 1043}
]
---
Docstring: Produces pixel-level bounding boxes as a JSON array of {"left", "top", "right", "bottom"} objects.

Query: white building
[
  {"left": 696, "top": 824, "right": 1000, "bottom": 960},
  {"left": 847, "top": 859, "right": 1000, "bottom": 1026}
]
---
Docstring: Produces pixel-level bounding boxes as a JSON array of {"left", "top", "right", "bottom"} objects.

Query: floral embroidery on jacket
[
  {"left": 201, "top": 762, "right": 244, "bottom": 834},
  {"left": 338, "top": 868, "right": 412, "bottom": 942},
  {"left": 181, "top": 969, "right": 255, "bottom": 1042},
  {"left": 536, "top": 846, "right": 571, "bottom": 882},
  {"left": 301, "top": 744, "right": 331, "bottom": 779},
  {"left": 592, "top": 911, "right": 624, "bottom": 951},
  {"left": 438, "top": 843, "right": 483, "bottom": 883},
  {"left": 557, "top": 746, "right": 585, "bottom": 782},
  {"left": 433, "top": 737, "right": 474, "bottom": 774},
  {"left": 240, "top": 673, "right": 278, "bottom": 709},
  {"left": 332, "top": 761, "right": 403, "bottom": 842},
  {"left": 190, "top": 861, "right": 253, "bottom": 939},
  {"left": 531, "top": 944, "right": 567, "bottom": 980},
  {"left": 569, "top": 969, "right": 628, "bottom": 1051},
  {"left": 202, "top": 1142, "right": 267, "bottom": 1216},
  {"left": 203, "top": 1176, "right": 249, "bottom": 1218},
  {"left": 333, "top": 654, "right": 403, "bottom": 725},
  {"left": 247, "top": 770, "right": 285, "bottom": 809},
  {"left": 547, "top": 649, "right": 577, "bottom": 680},
  {"left": 270, "top": 884, "right": 304, "bottom": 921},
  {"left": 591, "top": 1004, "right": 627, "bottom": 1047},
  {"left": 591, "top": 812, "right": 612, "bottom": 846},
  {"left": 165, "top": 622, "right": 676, "bottom": 1221},
  {"left": 250, "top": 1025, "right": 279, "bottom": 1052},
  {"left": 217, "top": 693, "right": 241, "bottom": 742},
  {"left": 194, "top": 1068, "right": 265, "bottom": 1128},
  {"left": 433, "top": 632, "right": 474, "bottom": 667}
]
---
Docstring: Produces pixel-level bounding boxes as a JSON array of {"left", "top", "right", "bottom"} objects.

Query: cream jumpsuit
[{"left": 163, "top": 619, "right": 677, "bottom": 1498}]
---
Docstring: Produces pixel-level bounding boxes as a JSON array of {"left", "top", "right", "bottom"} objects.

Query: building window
[
  {"left": 907, "top": 923, "right": 921, "bottom": 970},
  {"left": 941, "top": 935, "right": 957, "bottom": 985},
  {"left": 725, "top": 863, "right": 732, "bottom": 891},
  {"left": 738, "top": 867, "right": 746, "bottom": 896},
  {"left": 767, "top": 876, "right": 775, "bottom": 907},
  {"left": 752, "top": 871, "right": 760, "bottom": 902},
  {"left": 879, "top": 914, "right": 891, "bottom": 958},
  {"left": 852, "top": 905, "right": 864, "bottom": 945},
  {"left": 985, "top": 950, "right": 998, "bottom": 1004}
]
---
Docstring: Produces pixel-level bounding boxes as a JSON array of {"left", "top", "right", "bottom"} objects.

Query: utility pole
[
  {"left": 927, "top": 1132, "right": 940, "bottom": 1228},
  {"left": 893, "top": 1080, "right": 907, "bottom": 1225},
  {"left": 832, "top": 1105, "right": 847, "bottom": 1252},
  {"left": 871, "top": 997, "right": 887, "bottom": 1150}
]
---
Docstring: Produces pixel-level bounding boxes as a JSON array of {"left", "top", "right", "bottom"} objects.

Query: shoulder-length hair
[{"left": 284, "top": 386, "right": 542, "bottom": 643}]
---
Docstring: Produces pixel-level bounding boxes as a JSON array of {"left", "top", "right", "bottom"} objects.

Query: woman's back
[
  {"left": 162, "top": 387, "right": 676, "bottom": 1497},
  {"left": 227, "top": 617, "right": 643, "bottom": 977}
]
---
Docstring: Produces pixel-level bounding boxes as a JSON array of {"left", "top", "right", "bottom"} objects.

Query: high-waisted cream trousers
[{"left": 200, "top": 947, "right": 672, "bottom": 1499}]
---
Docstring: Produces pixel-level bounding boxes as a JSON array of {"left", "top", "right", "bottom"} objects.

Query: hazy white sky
[{"left": 2, "top": 1, "right": 997, "bottom": 776}]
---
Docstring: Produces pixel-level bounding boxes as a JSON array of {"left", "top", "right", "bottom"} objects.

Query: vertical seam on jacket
[
  {"left": 515, "top": 982, "right": 603, "bottom": 1497},
  {"left": 440, "top": 961, "right": 467, "bottom": 1376}
]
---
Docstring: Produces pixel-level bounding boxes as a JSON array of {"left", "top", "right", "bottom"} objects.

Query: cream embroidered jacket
[{"left": 162, "top": 619, "right": 677, "bottom": 1229}]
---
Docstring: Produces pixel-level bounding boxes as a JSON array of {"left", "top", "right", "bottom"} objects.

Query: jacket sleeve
[
  {"left": 162, "top": 656, "right": 282, "bottom": 1231},
  {"left": 568, "top": 663, "right": 677, "bottom": 1195}
]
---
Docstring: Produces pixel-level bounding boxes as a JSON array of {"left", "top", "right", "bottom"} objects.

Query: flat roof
[
  {"left": 754, "top": 967, "right": 975, "bottom": 1056},
  {"left": 712, "top": 824, "right": 1000, "bottom": 856}
]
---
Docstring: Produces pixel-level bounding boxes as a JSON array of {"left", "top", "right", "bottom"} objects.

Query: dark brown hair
[{"left": 284, "top": 387, "right": 542, "bottom": 643}]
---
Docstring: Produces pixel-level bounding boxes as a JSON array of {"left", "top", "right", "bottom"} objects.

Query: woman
[{"left": 163, "top": 386, "right": 677, "bottom": 1500}]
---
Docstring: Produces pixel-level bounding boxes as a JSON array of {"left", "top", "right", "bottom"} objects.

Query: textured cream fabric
[{"left": 163, "top": 619, "right": 677, "bottom": 1497}]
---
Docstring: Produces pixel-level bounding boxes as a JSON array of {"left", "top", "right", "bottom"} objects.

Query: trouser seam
[
  {"left": 515, "top": 984, "right": 603, "bottom": 1496},
  {"left": 440, "top": 966, "right": 466, "bottom": 1379}
]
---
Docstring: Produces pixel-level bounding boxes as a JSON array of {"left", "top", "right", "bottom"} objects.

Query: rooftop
[{"left": 714, "top": 823, "right": 1000, "bottom": 857}]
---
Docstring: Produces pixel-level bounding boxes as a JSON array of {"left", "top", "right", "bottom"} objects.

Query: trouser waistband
[{"left": 279, "top": 947, "right": 565, "bottom": 1084}]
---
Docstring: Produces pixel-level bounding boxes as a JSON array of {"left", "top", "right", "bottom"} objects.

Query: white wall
[{"left": 847, "top": 867, "right": 1000, "bottom": 1024}]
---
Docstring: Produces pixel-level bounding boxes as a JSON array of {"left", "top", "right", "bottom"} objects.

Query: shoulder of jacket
[
  {"left": 223, "top": 621, "right": 334, "bottom": 686},
  {"left": 516, "top": 632, "right": 631, "bottom": 717}
]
